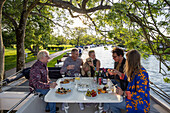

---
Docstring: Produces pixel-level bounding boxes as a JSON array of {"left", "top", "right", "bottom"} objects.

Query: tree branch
[
  {"left": 46, "top": 0, "right": 112, "bottom": 14},
  {"left": 2, "top": 12, "right": 18, "bottom": 29},
  {"left": 164, "top": 0, "right": 170, "bottom": 7},
  {"left": 26, "top": 0, "right": 39, "bottom": 15},
  {"left": 30, "top": 12, "right": 63, "bottom": 27},
  {"left": 100, "top": 0, "right": 104, "bottom": 6},
  {"left": 76, "top": 0, "right": 81, "bottom": 8},
  {"left": 82, "top": 0, "right": 89, "bottom": 9},
  {"left": 146, "top": 0, "right": 169, "bottom": 43},
  {"left": 68, "top": 9, "right": 80, "bottom": 18},
  {"left": 86, "top": 13, "right": 107, "bottom": 38}
]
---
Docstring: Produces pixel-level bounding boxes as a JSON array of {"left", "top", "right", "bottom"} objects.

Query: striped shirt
[{"left": 60, "top": 56, "right": 83, "bottom": 76}]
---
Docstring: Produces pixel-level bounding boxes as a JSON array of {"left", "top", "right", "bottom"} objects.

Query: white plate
[
  {"left": 55, "top": 88, "right": 72, "bottom": 97},
  {"left": 85, "top": 91, "right": 97, "bottom": 99},
  {"left": 85, "top": 94, "right": 97, "bottom": 99}
]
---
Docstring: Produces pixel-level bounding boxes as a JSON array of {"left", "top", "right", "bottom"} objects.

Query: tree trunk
[
  {"left": 16, "top": 28, "right": 25, "bottom": 72},
  {"left": 15, "top": 11, "right": 28, "bottom": 72},
  {"left": 15, "top": 1, "right": 39, "bottom": 71},
  {"left": 0, "top": 0, "right": 6, "bottom": 82}
]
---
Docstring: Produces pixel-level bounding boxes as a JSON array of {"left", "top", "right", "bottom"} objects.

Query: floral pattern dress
[{"left": 125, "top": 67, "right": 150, "bottom": 113}]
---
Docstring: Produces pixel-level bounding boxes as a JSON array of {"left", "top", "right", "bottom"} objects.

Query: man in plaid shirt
[{"left": 29, "top": 50, "right": 58, "bottom": 113}]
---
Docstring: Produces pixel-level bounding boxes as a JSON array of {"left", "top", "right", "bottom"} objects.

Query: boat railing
[
  {"left": 6, "top": 87, "right": 36, "bottom": 113},
  {"left": 1, "top": 68, "right": 170, "bottom": 112},
  {"left": 0, "top": 69, "right": 24, "bottom": 88},
  {"left": 149, "top": 80, "right": 170, "bottom": 105}
]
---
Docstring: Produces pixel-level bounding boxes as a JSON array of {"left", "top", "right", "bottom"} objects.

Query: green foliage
[
  {"left": 91, "top": 0, "right": 169, "bottom": 71},
  {"left": 163, "top": 77, "right": 170, "bottom": 83},
  {"left": 2, "top": 31, "right": 16, "bottom": 47},
  {"left": 2, "top": 0, "right": 170, "bottom": 72},
  {"left": 25, "top": 6, "right": 55, "bottom": 50}
]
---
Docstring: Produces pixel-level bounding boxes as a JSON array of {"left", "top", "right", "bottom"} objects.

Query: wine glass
[
  {"left": 61, "top": 72, "right": 65, "bottom": 81},
  {"left": 67, "top": 71, "right": 71, "bottom": 77},
  {"left": 75, "top": 73, "right": 80, "bottom": 80},
  {"left": 74, "top": 73, "right": 80, "bottom": 86}
]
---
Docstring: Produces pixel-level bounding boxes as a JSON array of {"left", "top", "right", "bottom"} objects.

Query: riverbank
[{"left": 5, "top": 49, "right": 72, "bottom": 78}]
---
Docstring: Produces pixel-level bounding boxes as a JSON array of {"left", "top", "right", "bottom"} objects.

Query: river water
[{"left": 81, "top": 46, "right": 170, "bottom": 95}]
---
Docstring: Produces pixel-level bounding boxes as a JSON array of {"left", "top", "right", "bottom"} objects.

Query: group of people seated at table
[{"left": 29, "top": 47, "right": 150, "bottom": 113}]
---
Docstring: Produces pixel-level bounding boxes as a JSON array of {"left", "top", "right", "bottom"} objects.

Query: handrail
[
  {"left": 149, "top": 80, "right": 170, "bottom": 98},
  {"left": 0, "top": 70, "right": 23, "bottom": 86},
  {"left": 7, "top": 91, "right": 33, "bottom": 113},
  {"left": 150, "top": 87, "right": 170, "bottom": 104},
  {"left": 7, "top": 70, "right": 22, "bottom": 78},
  {"left": 2, "top": 85, "right": 30, "bottom": 89}
]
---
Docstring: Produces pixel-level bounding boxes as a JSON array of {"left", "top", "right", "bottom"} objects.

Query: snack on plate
[
  {"left": 77, "top": 84, "right": 90, "bottom": 92},
  {"left": 60, "top": 79, "right": 74, "bottom": 84},
  {"left": 98, "top": 85, "right": 109, "bottom": 94},
  {"left": 86, "top": 89, "right": 97, "bottom": 97},
  {"left": 60, "top": 79, "right": 69, "bottom": 84},
  {"left": 56, "top": 87, "right": 71, "bottom": 95}
]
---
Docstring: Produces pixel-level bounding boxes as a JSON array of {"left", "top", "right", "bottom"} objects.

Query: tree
[
  {"left": 1, "top": 0, "right": 169, "bottom": 82},
  {"left": 25, "top": 10, "right": 55, "bottom": 53},
  {"left": 70, "top": 27, "right": 87, "bottom": 46},
  {"left": 83, "top": 0, "right": 170, "bottom": 73},
  {"left": 2, "top": 0, "right": 40, "bottom": 71},
  {"left": 0, "top": 0, "right": 6, "bottom": 83},
  {"left": 1, "top": 0, "right": 113, "bottom": 72}
]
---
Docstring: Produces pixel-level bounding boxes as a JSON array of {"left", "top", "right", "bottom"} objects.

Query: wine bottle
[
  {"left": 102, "top": 68, "right": 107, "bottom": 85},
  {"left": 98, "top": 71, "right": 102, "bottom": 85},
  {"left": 96, "top": 71, "right": 99, "bottom": 84}
]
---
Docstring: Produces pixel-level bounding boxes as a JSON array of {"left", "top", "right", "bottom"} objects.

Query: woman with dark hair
[{"left": 104, "top": 49, "right": 150, "bottom": 113}]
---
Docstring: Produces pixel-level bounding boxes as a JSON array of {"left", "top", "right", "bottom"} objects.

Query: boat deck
[{"left": 4, "top": 79, "right": 169, "bottom": 113}]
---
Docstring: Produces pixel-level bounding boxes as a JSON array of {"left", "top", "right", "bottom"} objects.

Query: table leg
[
  {"left": 99, "top": 103, "right": 103, "bottom": 113},
  {"left": 64, "top": 103, "right": 69, "bottom": 113}
]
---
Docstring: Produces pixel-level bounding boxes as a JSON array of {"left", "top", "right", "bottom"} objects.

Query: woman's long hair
[{"left": 124, "top": 50, "right": 142, "bottom": 81}]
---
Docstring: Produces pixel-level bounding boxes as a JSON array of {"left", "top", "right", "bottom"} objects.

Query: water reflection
[{"left": 81, "top": 46, "right": 170, "bottom": 95}]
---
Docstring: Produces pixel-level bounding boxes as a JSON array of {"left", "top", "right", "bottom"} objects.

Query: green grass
[
  {"left": 48, "top": 45, "right": 74, "bottom": 48},
  {"left": 47, "top": 52, "right": 67, "bottom": 67},
  {"left": 48, "top": 50, "right": 62, "bottom": 54},
  {"left": 5, "top": 48, "right": 36, "bottom": 71},
  {"left": 5, "top": 48, "right": 67, "bottom": 71}
]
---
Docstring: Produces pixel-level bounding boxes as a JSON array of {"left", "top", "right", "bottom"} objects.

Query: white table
[{"left": 44, "top": 77, "right": 123, "bottom": 113}]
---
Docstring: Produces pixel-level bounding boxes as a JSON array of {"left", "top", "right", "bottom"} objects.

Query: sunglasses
[
  {"left": 45, "top": 55, "right": 50, "bottom": 58},
  {"left": 113, "top": 56, "right": 118, "bottom": 59}
]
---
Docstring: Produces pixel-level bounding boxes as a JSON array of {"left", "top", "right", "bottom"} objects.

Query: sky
[{"left": 52, "top": 0, "right": 169, "bottom": 37}]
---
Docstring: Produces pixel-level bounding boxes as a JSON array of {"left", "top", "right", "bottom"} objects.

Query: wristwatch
[{"left": 122, "top": 91, "right": 125, "bottom": 98}]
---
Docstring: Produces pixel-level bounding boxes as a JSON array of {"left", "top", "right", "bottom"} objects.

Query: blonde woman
[
  {"left": 82, "top": 57, "right": 94, "bottom": 77},
  {"left": 106, "top": 50, "right": 150, "bottom": 113}
]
